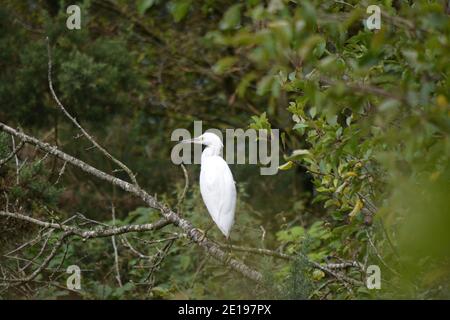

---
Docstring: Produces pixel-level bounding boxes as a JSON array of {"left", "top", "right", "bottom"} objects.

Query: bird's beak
[{"left": 180, "top": 137, "right": 202, "bottom": 144}]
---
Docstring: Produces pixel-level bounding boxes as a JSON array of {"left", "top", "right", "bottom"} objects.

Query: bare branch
[
  {"left": 0, "top": 122, "right": 263, "bottom": 282},
  {"left": 219, "top": 243, "right": 364, "bottom": 280},
  {"left": 0, "top": 210, "right": 169, "bottom": 239},
  {"left": 220, "top": 244, "right": 294, "bottom": 261}
]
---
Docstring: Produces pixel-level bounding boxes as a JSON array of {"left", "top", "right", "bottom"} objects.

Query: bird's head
[{"left": 181, "top": 132, "right": 223, "bottom": 149}]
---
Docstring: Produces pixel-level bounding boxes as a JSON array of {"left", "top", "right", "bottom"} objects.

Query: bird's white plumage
[
  {"left": 182, "top": 132, "right": 236, "bottom": 238},
  {"left": 200, "top": 155, "right": 236, "bottom": 238}
]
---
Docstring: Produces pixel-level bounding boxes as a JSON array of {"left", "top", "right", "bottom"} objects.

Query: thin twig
[
  {"left": 176, "top": 164, "right": 189, "bottom": 214},
  {"left": 121, "top": 236, "right": 151, "bottom": 259},
  {"left": 46, "top": 37, "right": 140, "bottom": 188},
  {"left": 11, "top": 136, "right": 20, "bottom": 185},
  {"left": 365, "top": 229, "right": 400, "bottom": 276},
  {"left": 1, "top": 232, "right": 71, "bottom": 284},
  {"left": 111, "top": 204, "right": 123, "bottom": 287},
  {"left": 0, "top": 139, "right": 24, "bottom": 167},
  {"left": 54, "top": 161, "right": 67, "bottom": 185}
]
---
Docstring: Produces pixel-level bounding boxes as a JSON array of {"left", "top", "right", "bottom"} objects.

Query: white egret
[{"left": 182, "top": 132, "right": 236, "bottom": 238}]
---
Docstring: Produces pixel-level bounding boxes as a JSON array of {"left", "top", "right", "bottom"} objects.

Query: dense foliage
[{"left": 0, "top": 0, "right": 449, "bottom": 299}]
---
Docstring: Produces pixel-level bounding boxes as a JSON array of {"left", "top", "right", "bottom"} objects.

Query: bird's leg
[
  {"left": 222, "top": 235, "right": 234, "bottom": 265},
  {"left": 226, "top": 235, "right": 232, "bottom": 253}
]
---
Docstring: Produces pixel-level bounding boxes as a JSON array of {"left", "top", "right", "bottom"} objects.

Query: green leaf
[
  {"left": 335, "top": 181, "right": 347, "bottom": 194},
  {"left": 237, "top": 72, "right": 257, "bottom": 98},
  {"left": 286, "top": 149, "right": 311, "bottom": 161},
  {"left": 348, "top": 199, "right": 363, "bottom": 220},
  {"left": 137, "top": 0, "right": 156, "bottom": 15},
  {"left": 298, "top": 35, "right": 323, "bottom": 60},
  {"left": 309, "top": 106, "right": 317, "bottom": 119},
  {"left": 316, "top": 186, "right": 331, "bottom": 193},
  {"left": 256, "top": 75, "right": 274, "bottom": 96},
  {"left": 276, "top": 226, "right": 305, "bottom": 242},
  {"left": 167, "top": 0, "right": 192, "bottom": 22},
  {"left": 249, "top": 112, "right": 271, "bottom": 131},
  {"left": 313, "top": 39, "right": 326, "bottom": 58},
  {"left": 312, "top": 269, "right": 325, "bottom": 280},
  {"left": 219, "top": 4, "right": 242, "bottom": 30},
  {"left": 379, "top": 99, "right": 400, "bottom": 112},
  {"left": 293, "top": 123, "right": 309, "bottom": 133},
  {"left": 278, "top": 161, "right": 295, "bottom": 171},
  {"left": 293, "top": 121, "right": 307, "bottom": 129},
  {"left": 212, "top": 57, "right": 238, "bottom": 75}
]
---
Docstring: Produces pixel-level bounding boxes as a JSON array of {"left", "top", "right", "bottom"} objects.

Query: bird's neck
[{"left": 202, "top": 146, "right": 222, "bottom": 160}]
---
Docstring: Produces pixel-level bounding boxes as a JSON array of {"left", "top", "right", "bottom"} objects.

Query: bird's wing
[{"left": 200, "top": 156, "right": 236, "bottom": 237}]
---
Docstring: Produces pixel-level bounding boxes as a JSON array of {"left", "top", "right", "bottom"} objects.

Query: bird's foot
[
  {"left": 196, "top": 222, "right": 215, "bottom": 242},
  {"left": 194, "top": 228, "right": 207, "bottom": 242}
]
